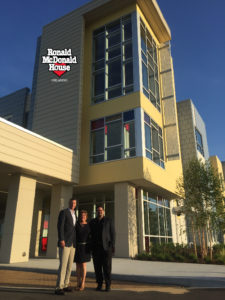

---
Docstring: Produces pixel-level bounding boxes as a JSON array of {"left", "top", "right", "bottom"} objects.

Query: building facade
[
  {"left": 0, "top": 0, "right": 187, "bottom": 263},
  {"left": 177, "top": 99, "right": 209, "bottom": 169},
  {"left": 0, "top": 88, "right": 30, "bottom": 128}
]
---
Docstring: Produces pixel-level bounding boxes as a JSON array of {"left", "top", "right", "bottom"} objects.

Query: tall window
[
  {"left": 143, "top": 191, "right": 172, "bottom": 247},
  {"left": 144, "top": 112, "right": 165, "bottom": 168},
  {"left": 92, "top": 15, "right": 133, "bottom": 103},
  {"left": 90, "top": 110, "right": 136, "bottom": 163},
  {"left": 195, "top": 128, "right": 204, "bottom": 157},
  {"left": 140, "top": 18, "right": 160, "bottom": 111}
]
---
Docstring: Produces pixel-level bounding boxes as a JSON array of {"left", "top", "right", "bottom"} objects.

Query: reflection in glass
[{"left": 149, "top": 203, "right": 158, "bottom": 235}]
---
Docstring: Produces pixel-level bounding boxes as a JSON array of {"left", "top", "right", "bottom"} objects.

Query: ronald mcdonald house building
[{"left": 0, "top": 0, "right": 224, "bottom": 263}]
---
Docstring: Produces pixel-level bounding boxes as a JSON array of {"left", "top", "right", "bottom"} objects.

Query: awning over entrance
[{"left": 0, "top": 117, "right": 78, "bottom": 187}]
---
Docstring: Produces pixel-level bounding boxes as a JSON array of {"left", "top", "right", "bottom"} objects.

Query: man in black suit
[
  {"left": 90, "top": 206, "right": 115, "bottom": 292},
  {"left": 55, "top": 198, "right": 77, "bottom": 295}
]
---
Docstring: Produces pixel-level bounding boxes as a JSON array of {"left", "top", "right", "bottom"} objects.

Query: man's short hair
[
  {"left": 96, "top": 206, "right": 104, "bottom": 210},
  {"left": 68, "top": 197, "right": 77, "bottom": 204}
]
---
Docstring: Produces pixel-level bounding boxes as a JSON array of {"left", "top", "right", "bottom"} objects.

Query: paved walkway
[{"left": 1, "top": 258, "right": 225, "bottom": 288}]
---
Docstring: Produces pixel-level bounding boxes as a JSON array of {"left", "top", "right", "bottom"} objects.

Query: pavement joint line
[{"left": 0, "top": 286, "right": 53, "bottom": 291}]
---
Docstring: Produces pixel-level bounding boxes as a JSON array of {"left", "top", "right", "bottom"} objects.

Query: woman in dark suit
[{"left": 74, "top": 210, "right": 91, "bottom": 291}]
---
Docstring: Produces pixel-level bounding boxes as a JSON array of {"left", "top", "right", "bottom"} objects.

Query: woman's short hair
[{"left": 79, "top": 210, "right": 88, "bottom": 221}]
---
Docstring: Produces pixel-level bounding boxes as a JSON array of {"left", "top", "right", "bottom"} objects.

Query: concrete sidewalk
[{"left": 0, "top": 258, "right": 225, "bottom": 288}]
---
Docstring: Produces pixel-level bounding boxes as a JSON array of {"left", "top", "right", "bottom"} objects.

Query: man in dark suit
[
  {"left": 90, "top": 206, "right": 115, "bottom": 292},
  {"left": 55, "top": 198, "right": 77, "bottom": 295}
]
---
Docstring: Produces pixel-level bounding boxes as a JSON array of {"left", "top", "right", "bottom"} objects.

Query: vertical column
[
  {"left": 114, "top": 183, "right": 138, "bottom": 258},
  {"left": 46, "top": 184, "right": 73, "bottom": 258},
  {"left": 137, "top": 189, "right": 145, "bottom": 252},
  {"left": 0, "top": 174, "right": 36, "bottom": 263},
  {"left": 29, "top": 192, "right": 43, "bottom": 257},
  {"left": 159, "top": 42, "right": 181, "bottom": 161},
  {"left": 132, "top": 11, "right": 141, "bottom": 92}
]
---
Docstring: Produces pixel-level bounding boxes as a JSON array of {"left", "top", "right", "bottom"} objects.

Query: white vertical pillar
[
  {"left": 0, "top": 174, "right": 36, "bottom": 263},
  {"left": 46, "top": 184, "right": 73, "bottom": 258},
  {"left": 29, "top": 192, "right": 43, "bottom": 257},
  {"left": 137, "top": 189, "right": 145, "bottom": 252},
  {"left": 114, "top": 183, "right": 138, "bottom": 258}
]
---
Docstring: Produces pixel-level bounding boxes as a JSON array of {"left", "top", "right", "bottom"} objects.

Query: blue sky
[{"left": 0, "top": 0, "right": 224, "bottom": 161}]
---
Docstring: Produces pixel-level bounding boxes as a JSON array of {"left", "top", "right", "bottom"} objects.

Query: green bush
[
  {"left": 135, "top": 243, "right": 225, "bottom": 265},
  {"left": 187, "top": 253, "right": 198, "bottom": 263},
  {"left": 135, "top": 252, "right": 151, "bottom": 261},
  {"left": 204, "top": 256, "right": 212, "bottom": 264}
]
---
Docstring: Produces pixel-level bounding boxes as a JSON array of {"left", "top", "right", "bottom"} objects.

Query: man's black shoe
[
  {"left": 96, "top": 285, "right": 102, "bottom": 291},
  {"left": 105, "top": 285, "right": 111, "bottom": 292},
  {"left": 55, "top": 289, "right": 65, "bottom": 295},
  {"left": 63, "top": 286, "right": 73, "bottom": 292}
]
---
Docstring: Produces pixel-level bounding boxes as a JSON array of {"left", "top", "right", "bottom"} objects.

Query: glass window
[
  {"left": 94, "top": 72, "right": 105, "bottom": 96},
  {"left": 142, "top": 62, "right": 148, "bottom": 90},
  {"left": 124, "top": 43, "right": 132, "bottom": 59},
  {"left": 108, "top": 46, "right": 121, "bottom": 59},
  {"left": 125, "top": 62, "right": 133, "bottom": 86},
  {"left": 141, "top": 26, "right": 146, "bottom": 53},
  {"left": 91, "top": 129, "right": 104, "bottom": 155},
  {"left": 123, "top": 110, "right": 134, "bottom": 122},
  {"left": 140, "top": 18, "right": 160, "bottom": 111},
  {"left": 165, "top": 208, "right": 172, "bottom": 236},
  {"left": 152, "top": 126, "right": 159, "bottom": 152},
  {"left": 94, "top": 35, "right": 105, "bottom": 61},
  {"left": 124, "top": 20, "right": 132, "bottom": 40},
  {"left": 145, "top": 124, "right": 151, "bottom": 151},
  {"left": 195, "top": 128, "right": 204, "bottom": 156},
  {"left": 124, "top": 121, "right": 135, "bottom": 150},
  {"left": 144, "top": 201, "right": 150, "bottom": 235},
  {"left": 144, "top": 112, "right": 165, "bottom": 168},
  {"left": 90, "top": 110, "right": 136, "bottom": 164},
  {"left": 106, "top": 113, "right": 121, "bottom": 122},
  {"left": 91, "top": 118, "right": 104, "bottom": 130},
  {"left": 158, "top": 207, "right": 165, "bottom": 236},
  {"left": 149, "top": 202, "right": 158, "bottom": 235},
  {"left": 144, "top": 113, "right": 150, "bottom": 125},
  {"left": 108, "top": 59, "right": 121, "bottom": 86},
  {"left": 92, "top": 15, "right": 133, "bottom": 103},
  {"left": 108, "top": 87, "right": 122, "bottom": 99},
  {"left": 94, "top": 59, "right": 104, "bottom": 71},
  {"left": 143, "top": 190, "right": 172, "bottom": 248},
  {"left": 108, "top": 32, "right": 121, "bottom": 47},
  {"left": 107, "top": 20, "right": 120, "bottom": 33},
  {"left": 106, "top": 146, "right": 122, "bottom": 160},
  {"left": 105, "top": 120, "right": 122, "bottom": 147}
]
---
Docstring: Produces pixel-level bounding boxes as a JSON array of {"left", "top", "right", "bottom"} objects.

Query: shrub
[
  {"left": 187, "top": 253, "right": 198, "bottom": 263},
  {"left": 214, "top": 254, "right": 225, "bottom": 265},
  {"left": 135, "top": 243, "right": 225, "bottom": 264},
  {"left": 135, "top": 252, "right": 151, "bottom": 260},
  {"left": 204, "top": 256, "right": 212, "bottom": 264}
]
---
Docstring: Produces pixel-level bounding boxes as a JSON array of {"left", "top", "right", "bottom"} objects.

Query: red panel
[{"left": 41, "top": 237, "right": 48, "bottom": 251}]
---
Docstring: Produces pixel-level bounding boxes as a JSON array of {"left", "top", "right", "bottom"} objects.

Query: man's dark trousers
[
  {"left": 93, "top": 246, "right": 112, "bottom": 287},
  {"left": 90, "top": 216, "right": 115, "bottom": 288}
]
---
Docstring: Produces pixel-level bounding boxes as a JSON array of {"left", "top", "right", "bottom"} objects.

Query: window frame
[
  {"left": 195, "top": 128, "right": 204, "bottom": 157},
  {"left": 144, "top": 112, "right": 165, "bottom": 168},
  {"left": 143, "top": 191, "right": 172, "bottom": 245},
  {"left": 140, "top": 18, "right": 161, "bottom": 112},
  {"left": 92, "top": 15, "right": 134, "bottom": 104},
  {"left": 90, "top": 110, "right": 136, "bottom": 164}
]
